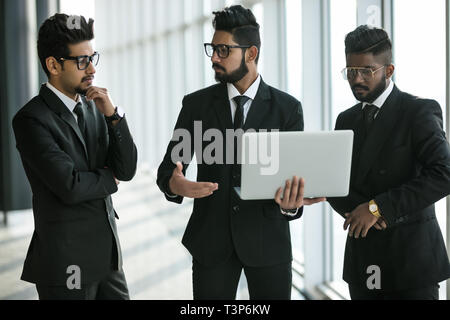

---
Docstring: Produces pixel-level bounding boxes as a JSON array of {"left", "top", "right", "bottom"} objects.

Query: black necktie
[
  {"left": 233, "top": 96, "right": 250, "bottom": 130},
  {"left": 73, "top": 102, "right": 86, "bottom": 140},
  {"left": 363, "top": 104, "right": 378, "bottom": 131},
  {"left": 232, "top": 96, "right": 250, "bottom": 187}
]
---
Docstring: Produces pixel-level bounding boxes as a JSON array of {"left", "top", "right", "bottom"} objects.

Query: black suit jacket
[
  {"left": 157, "top": 79, "right": 304, "bottom": 268},
  {"left": 12, "top": 84, "right": 138, "bottom": 286},
  {"left": 328, "top": 85, "right": 450, "bottom": 291}
]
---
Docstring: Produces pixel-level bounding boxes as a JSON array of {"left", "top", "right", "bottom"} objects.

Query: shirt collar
[
  {"left": 362, "top": 79, "right": 394, "bottom": 110},
  {"left": 227, "top": 74, "right": 261, "bottom": 102},
  {"left": 46, "top": 82, "right": 82, "bottom": 114}
]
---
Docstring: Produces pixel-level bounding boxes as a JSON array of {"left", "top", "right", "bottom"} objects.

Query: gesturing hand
[{"left": 168, "top": 162, "right": 218, "bottom": 199}]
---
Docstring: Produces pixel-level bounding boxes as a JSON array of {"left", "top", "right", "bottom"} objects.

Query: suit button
[
  {"left": 379, "top": 169, "right": 387, "bottom": 175},
  {"left": 233, "top": 205, "right": 240, "bottom": 213}
]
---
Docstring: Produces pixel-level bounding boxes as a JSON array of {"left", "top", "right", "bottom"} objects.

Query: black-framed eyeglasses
[
  {"left": 341, "top": 66, "right": 385, "bottom": 81},
  {"left": 204, "top": 43, "right": 251, "bottom": 59},
  {"left": 59, "top": 52, "right": 100, "bottom": 70}
]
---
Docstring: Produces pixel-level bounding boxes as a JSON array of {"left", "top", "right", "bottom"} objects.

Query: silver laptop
[{"left": 235, "top": 130, "right": 354, "bottom": 200}]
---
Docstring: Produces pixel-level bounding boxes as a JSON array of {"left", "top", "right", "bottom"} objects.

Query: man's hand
[
  {"left": 104, "top": 166, "right": 120, "bottom": 186},
  {"left": 274, "top": 176, "right": 326, "bottom": 210},
  {"left": 344, "top": 202, "right": 381, "bottom": 238},
  {"left": 168, "top": 162, "right": 218, "bottom": 199},
  {"left": 373, "top": 217, "right": 387, "bottom": 231},
  {"left": 85, "top": 86, "right": 116, "bottom": 116}
]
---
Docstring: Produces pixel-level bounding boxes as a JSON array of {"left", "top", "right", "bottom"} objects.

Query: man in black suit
[
  {"left": 328, "top": 25, "right": 450, "bottom": 300},
  {"left": 157, "top": 5, "right": 324, "bottom": 300},
  {"left": 12, "top": 14, "right": 137, "bottom": 300}
]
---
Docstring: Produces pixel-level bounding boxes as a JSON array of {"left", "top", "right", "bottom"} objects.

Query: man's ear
[
  {"left": 385, "top": 64, "right": 395, "bottom": 79},
  {"left": 246, "top": 46, "right": 259, "bottom": 63},
  {"left": 46, "top": 57, "right": 62, "bottom": 76}
]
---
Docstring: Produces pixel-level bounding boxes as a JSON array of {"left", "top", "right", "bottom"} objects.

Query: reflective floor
[{"left": 0, "top": 168, "right": 304, "bottom": 300}]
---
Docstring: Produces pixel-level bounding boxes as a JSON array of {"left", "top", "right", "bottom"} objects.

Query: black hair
[
  {"left": 212, "top": 5, "right": 261, "bottom": 64},
  {"left": 37, "top": 13, "right": 94, "bottom": 77},
  {"left": 345, "top": 25, "right": 392, "bottom": 64}
]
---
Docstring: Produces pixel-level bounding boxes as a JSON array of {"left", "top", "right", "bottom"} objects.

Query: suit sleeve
[
  {"left": 13, "top": 114, "right": 118, "bottom": 205},
  {"left": 284, "top": 101, "right": 304, "bottom": 132},
  {"left": 156, "top": 96, "right": 194, "bottom": 204},
  {"left": 279, "top": 100, "right": 305, "bottom": 221},
  {"left": 105, "top": 116, "right": 138, "bottom": 181},
  {"left": 375, "top": 100, "right": 450, "bottom": 226},
  {"left": 328, "top": 113, "right": 368, "bottom": 218}
]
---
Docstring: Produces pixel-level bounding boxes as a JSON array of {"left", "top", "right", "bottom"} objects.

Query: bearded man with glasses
[
  {"left": 12, "top": 14, "right": 137, "bottom": 300},
  {"left": 328, "top": 25, "right": 450, "bottom": 300},
  {"left": 157, "top": 5, "right": 325, "bottom": 300}
]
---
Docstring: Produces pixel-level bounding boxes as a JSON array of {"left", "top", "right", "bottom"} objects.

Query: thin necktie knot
[
  {"left": 233, "top": 96, "right": 250, "bottom": 130},
  {"left": 363, "top": 104, "right": 378, "bottom": 130},
  {"left": 233, "top": 95, "right": 250, "bottom": 109}
]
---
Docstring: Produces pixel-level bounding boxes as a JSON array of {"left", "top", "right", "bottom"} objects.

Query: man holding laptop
[
  {"left": 157, "top": 5, "right": 324, "bottom": 300},
  {"left": 328, "top": 25, "right": 450, "bottom": 299}
]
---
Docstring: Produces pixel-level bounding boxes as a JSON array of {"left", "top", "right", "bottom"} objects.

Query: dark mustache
[
  {"left": 212, "top": 64, "right": 225, "bottom": 71},
  {"left": 352, "top": 85, "right": 369, "bottom": 91}
]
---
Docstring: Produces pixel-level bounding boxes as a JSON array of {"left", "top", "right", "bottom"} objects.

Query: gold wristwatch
[{"left": 369, "top": 200, "right": 381, "bottom": 218}]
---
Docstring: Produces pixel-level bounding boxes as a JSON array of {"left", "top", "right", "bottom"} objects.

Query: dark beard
[
  {"left": 75, "top": 87, "right": 88, "bottom": 96},
  {"left": 75, "top": 76, "right": 94, "bottom": 96},
  {"left": 352, "top": 77, "right": 387, "bottom": 103},
  {"left": 214, "top": 53, "right": 248, "bottom": 84}
]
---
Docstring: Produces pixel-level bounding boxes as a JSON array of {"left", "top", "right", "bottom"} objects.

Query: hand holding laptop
[
  {"left": 169, "top": 162, "right": 219, "bottom": 199},
  {"left": 274, "top": 176, "right": 326, "bottom": 210}
]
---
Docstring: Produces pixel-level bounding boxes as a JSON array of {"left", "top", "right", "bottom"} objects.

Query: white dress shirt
[
  {"left": 361, "top": 79, "right": 394, "bottom": 118},
  {"left": 227, "top": 75, "right": 261, "bottom": 125},
  {"left": 46, "top": 82, "right": 82, "bottom": 121}
]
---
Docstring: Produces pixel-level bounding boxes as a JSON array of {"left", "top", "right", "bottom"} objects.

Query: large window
[
  {"left": 329, "top": 0, "right": 357, "bottom": 290},
  {"left": 60, "top": 0, "right": 95, "bottom": 20},
  {"left": 393, "top": 0, "right": 448, "bottom": 299},
  {"left": 285, "top": 0, "right": 304, "bottom": 266}
]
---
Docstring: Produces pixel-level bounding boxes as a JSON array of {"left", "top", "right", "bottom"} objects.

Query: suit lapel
[
  {"left": 355, "top": 86, "right": 402, "bottom": 186},
  {"left": 39, "top": 85, "right": 89, "bottom": 159},
  {"left": 212, "top": 83, "right": 233, "bottom": 131},
  {"left": 243, "top": 79, "right": 271, "bottom": 131},
  {"left": 348, "top": 104, "right": 366, "bottom": 182}
]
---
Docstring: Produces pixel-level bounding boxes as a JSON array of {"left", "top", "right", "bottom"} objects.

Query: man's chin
[
  {"left": 214, "top": 73, "right": 228, "bottom": 84},
  {"left": 75, "top": 85, "right": 91, "bottom": 96},
  {"left": 352, "top": 91, "right": 368, "bottom": 102}
]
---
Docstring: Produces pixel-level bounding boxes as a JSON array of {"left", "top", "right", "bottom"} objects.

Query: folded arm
[{"left": 13, "top": 114, "right": 118, "bottom": 205}]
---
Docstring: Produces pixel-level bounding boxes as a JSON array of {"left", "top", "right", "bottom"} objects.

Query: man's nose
[
  {"left": 86, "top": 61, "right": 96, "bottom": 74},
  {"left": 211, "top": 50, "right": 221, "bottom": 63},
  {"left": 351, "top": 71, "right": 365, "bottom": 84}
]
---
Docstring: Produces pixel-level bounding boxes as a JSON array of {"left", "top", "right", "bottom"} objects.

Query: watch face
[
  {"left": 116, "top": 106, "right": 125, "bottom": 118},
  {"left": 369, "top": 204, "right": 377, "bottom": 212}
]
